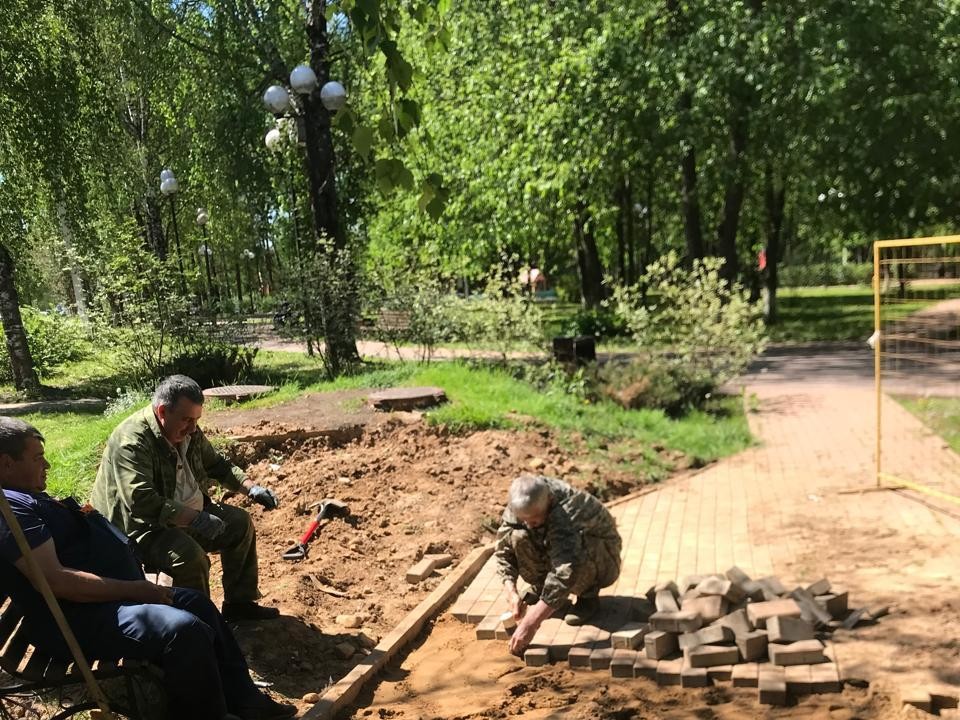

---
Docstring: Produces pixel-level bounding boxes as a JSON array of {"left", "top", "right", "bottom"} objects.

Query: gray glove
[
  {"left": 248, "top": 485, "right": 279, "bottom": 510},
  {"left": 189, "top": 511, "right": 227, "bottom": 539}
]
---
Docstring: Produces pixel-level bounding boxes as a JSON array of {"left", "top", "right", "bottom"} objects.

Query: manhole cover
[
  {"left": 202, "top": 384, "right": 277, "bottom": 403},
  {"left": 367, "top": 386, "right": 447, "bottom": 411}
]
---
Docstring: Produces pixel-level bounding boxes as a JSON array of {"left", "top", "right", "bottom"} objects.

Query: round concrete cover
[
  {"left": 367, "top": 386, "right": 447, "bottom": 411},
  {"left": 202, "top": 384, "right": 277, "bottom": 401}
]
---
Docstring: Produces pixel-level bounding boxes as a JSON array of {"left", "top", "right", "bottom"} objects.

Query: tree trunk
[
  {"left": 678, "top": 92, "right": 705, "bottom": 262},
  {"left": 0, "top": 242, "right": 40, "bottom": 393},
  {"left": 573, "top": 201, "right": 605, "bottom": 309},
  {"left": 301, "top": 2, "right": 360, "bottom": 374},
  {"left": 615, "top": 176, "right": 629, "bottom": 285},
  {"left": 716, "top": 110, "right": 748, "bottom": 284},
  {"left": 764, "top": 166, "right": 786, "bottom": 324},
  {"left": 55, "top": 199, "right": 89, "bottom": 317}
]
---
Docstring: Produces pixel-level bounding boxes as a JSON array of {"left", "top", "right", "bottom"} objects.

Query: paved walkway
[{"left": 451, "top": 351, "right": 960, "bottom": 704}]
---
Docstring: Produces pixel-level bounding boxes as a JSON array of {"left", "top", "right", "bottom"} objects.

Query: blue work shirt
[{"left": 0, "top": 488, "right": 145, "bottom": 658}]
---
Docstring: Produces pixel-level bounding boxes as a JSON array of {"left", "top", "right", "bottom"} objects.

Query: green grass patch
[
  {"left": 897, "top": 396, "right": 960, "bottom": 454},
  {"left": 769, "top": 284, "right": 960, "bottom": 343},
  {"left": 19, "top": 353, "right": 752, "bottom": 503}
]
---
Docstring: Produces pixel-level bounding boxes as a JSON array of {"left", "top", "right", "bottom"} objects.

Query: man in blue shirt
[{"left": 0, "top": 417, "right": 296, "bottom": 720}]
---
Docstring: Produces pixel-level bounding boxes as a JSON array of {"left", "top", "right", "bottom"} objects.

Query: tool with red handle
[{"left": 282, "top": 498, "right": 350, "bottom": 561}]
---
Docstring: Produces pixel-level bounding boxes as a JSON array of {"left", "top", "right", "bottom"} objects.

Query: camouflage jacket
[
  {"left": 90, "top": 407, "right": 246, "bottom": 541},
  {"left": 495, "top": 477, "right": 619, "bottom": 608}
]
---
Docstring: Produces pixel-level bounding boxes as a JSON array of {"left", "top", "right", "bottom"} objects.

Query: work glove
[
  {"left": 248, "top": 485, "right": 279, "bottom": 510},
  {"left": 189, "top": 511, "right": 227, "bottom": 539}
]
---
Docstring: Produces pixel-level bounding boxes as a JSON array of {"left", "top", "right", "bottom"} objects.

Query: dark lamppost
[
  {"left": 160, "top": 169, "right": 186, "bottom": 294},
  {"left": 196, "top": 207, "right": 218, "bottom": 308}
]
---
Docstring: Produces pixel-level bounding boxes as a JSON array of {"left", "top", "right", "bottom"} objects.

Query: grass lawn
[
  {"left": 769, "top": 284, "right": 960, "bottom": 343},
  {"left": 897, "top": 396, "right": 960, "bottom": 455},
  {"left": 25, "top": 351, "right": 753, "bottom": 501}
]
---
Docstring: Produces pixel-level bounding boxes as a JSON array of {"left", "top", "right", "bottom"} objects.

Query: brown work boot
[{"left": 222, "top": 601, "right": 280, "bottom": 622}]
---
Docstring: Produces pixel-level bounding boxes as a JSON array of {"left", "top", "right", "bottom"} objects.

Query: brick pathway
[{"left": 451, "top": 364, "right": 960, "bottom": 703}]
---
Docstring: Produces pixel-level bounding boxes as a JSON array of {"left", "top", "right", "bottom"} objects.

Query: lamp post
[
  {"left": 196, "top": 207, "right": 217, "bottom": 309},
  {"left": 160, "top": 169, "right": 187, "bottom": 293}
]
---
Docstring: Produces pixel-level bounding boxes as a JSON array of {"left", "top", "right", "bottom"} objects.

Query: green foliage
[
  {"left": 597, "top": 358, "right": 715, "bottom": 417},
  {"left": 560, "top": 307, "right": 629, "bottom": 340},
  {"left": 612, "top": 253, "right": 767, "bottom": 385},
  {"left": 0, "top": 308, "right": 91, "bottom": 382},
  {"left": 778, "top": 263, "right": 873, "bottom": 288},
  {"left": 157, "top": 341, "right": 258, "bottom": 388}
]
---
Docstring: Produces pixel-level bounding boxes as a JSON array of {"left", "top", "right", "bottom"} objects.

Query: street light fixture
[
  {"left": 262, "top": 85, "right": 291, "bottom": 115},
  {"left": 290, "top": 65, "right": 318, "bottom": 95},
  {"left": 159, "top": 169, "right": 186, "bottom": 293},
  {"left": 320, "top": 81, "right": 346, "bottom": 111}
]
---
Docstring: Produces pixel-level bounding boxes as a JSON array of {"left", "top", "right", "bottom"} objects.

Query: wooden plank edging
[{"left": 300, "top": 543, "right": 495, "bottom": 720}]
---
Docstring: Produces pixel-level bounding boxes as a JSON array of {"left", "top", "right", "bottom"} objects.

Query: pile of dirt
[{"left": 211, "top": 415, "right": 652, "bottom": 706}]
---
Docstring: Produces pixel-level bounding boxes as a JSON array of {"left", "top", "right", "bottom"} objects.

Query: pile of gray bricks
[{"left": 500, "top": 567, "right": 874, "bottom": 706}]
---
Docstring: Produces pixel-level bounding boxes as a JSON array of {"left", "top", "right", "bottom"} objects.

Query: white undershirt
[{"left": 172, "top": 436, "right": 204, "bottom": 512}]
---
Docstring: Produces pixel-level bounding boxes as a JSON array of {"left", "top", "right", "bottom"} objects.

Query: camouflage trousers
[{"left": 506, "top": 528, "right": 622, "bottom": 602}]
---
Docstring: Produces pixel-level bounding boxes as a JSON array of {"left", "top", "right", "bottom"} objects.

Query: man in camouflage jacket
[
  {"left": 92, "top": 375, "right": 282, "bottom": 622},
  {"left": 495, "top": 474, "right": 621, "bottom": 656}
]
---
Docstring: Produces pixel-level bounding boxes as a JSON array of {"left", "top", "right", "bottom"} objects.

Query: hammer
[{"left": 282, "top": 498, "right": 350, "bottom": 561}]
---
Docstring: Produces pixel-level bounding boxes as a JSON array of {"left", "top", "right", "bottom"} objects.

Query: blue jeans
[{"left": 71, "top": 588, "right": 259, "bottom": 720}]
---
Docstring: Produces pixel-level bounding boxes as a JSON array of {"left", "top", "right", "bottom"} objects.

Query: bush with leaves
[
  {"left": 0, "top": 307, "right": 92, "bottom": 382},
  {"left": 610, "top": 253, "right": 766, "bottom": 410}
]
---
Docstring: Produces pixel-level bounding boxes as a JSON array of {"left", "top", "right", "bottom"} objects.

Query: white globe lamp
[{"left": 320, "top": 81, "right": 347, "bottom": 111}]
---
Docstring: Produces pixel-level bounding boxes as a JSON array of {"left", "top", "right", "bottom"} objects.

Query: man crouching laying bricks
[{"left": 496, "top": 474, "right": 622, "bottom": 656}]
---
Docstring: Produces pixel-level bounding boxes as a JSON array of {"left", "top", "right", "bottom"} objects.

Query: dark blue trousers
[{"left": 69, "top": 588, "right": 259, "bottom": 720}]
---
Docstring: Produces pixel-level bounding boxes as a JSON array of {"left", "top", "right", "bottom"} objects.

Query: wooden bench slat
[
  {"left": 21, "top": 647, "right": 51, "bottom": 681},
  {"left": 0, "top": 603, "right": 24, "bottom": 649},
  {"left": 1, "top": 625, "right": 32, "bottom": 673}
]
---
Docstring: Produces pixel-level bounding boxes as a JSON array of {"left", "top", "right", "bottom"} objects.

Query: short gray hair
[
  {"left": 152, "top": 375, "right": 204, "bottom": 410},
  {"left": 508, "top": 475, "right": 551, "bottom": 514},
  {"left": 0, "top": 417, "right": 44, "bottom": 459}
]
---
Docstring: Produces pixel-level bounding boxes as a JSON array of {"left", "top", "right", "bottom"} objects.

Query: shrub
[
  {"left": 560, "top": 307, "right": 629, "bottom": 340},
  {"left": 610, "top": 253, "right": 766, "bottom": 411},
  {"left": 156, "top": 341, "right": 258, "bottom": 388},
  {"left": 778, "top": 262, "right": 872, "bottom": 287},
  {"left": 597, "top": 357, "right": 714, "bottom": 417},
  {"left": 0, "top": 307, "right": 92, "bottom": 382}
]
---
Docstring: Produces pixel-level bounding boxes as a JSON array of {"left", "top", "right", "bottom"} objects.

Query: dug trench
[{"left": 205, "top": 409, "right": 679, "bottom": 712}]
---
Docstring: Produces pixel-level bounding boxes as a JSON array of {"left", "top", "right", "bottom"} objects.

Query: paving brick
[
  {"left": 707, "top": 665, "right": 733, "bottom": 682},
  {"left": 769, "top": 639, "right": 826, "bottom": 666},
  {"left": 681, "top": 595, "right": 727, "bottom": 623},
  {"left": 645, "top": 630, "right": 679, "bottom": 660},
  {"left": 611, "top": 622, "right": 648, "bottom": 650},
  {"left": 758, "top": 664, "right": 787, "bottom": 706},
  {"left": 740, "top": 580, "right": 767, "bottom": 602},
  {"left": 816, "top": 591, "right": 849, "bottom": 619},
  {"left": 746, "top": 598, "right": 802, "bottom": 628},
  {"left": 679, "top": 574, "right": 705, "bottom": 593},
  {"left": 650, "top": 611, "right": 702, "bottom": 633},
  {"left": 655, "top": 589, "right": 680, "bottom": 613},
  {"left": 681, "top": 660, "right": 709, "bottom": 688},
  {"left": 568, "top": 646, "right": 593, "bottom": 669},
  {"left": 678, "top": 624, "right": 734, "bottom": 650},
  {"left": 841, "top": 608, "right": 868, "bottom": 630},
  {"left": 589, "top": 647, "right": 614, "bottom": 671},
  {"left": 901, "top": 690, "right": 933, "bottom": 714},
  {"left": 767, "top": 616, "right": 815, "bottom": 643},
  {"left": 687, "top": 644, "right": 740, "bottom": 668},
  {"left": 524, "top": 648, "right": 550, "bottom": 667},
  {"left": 465, "top": 601, "right": 495, "bottom": 624},
  {"left": 656, "top": 658, "right": 683, "bottom": 686},
  {"left": 732, "top": 663, "right": 759, "bottom": 688},
  {"left": 809, "top": 662, "right": 842, "bottom": 693},
  {"left": 806, "top": 578, "right": 831, "bottom": 596},
  {"left": 474, "top": 615, "right": 500, "bottom": 641},
  {"left": 735, "top": 630, "right": 769, "bottom": 662},
  {"left": 931, "top": 691, "right": 959, "bottom": 711},
  {"left": 610, "top": 649, "right": 638, "bottom": 678},
  {"left": 405, "top": 557, "right": 439, "bottom": 584},
  {"left": 791, "top": 587, "right": 833, "bottom": 626},
  {"left": 713, "top": 608, "right": 754, "bottom": 637},
  {"left": 694, "top": 577, "right": 747, "bottom": 604},
  {"left": 758, "top": 576, "right": 787, "bottom": 595},
  {"left": 725, "top": 566, "right": 753, "bottom": 585},
  {"left": 633, "top": 656, "right": 659, "bottom": 680},
  {"left": 784, "top": 664, "right": 813, "bottom": 694}
]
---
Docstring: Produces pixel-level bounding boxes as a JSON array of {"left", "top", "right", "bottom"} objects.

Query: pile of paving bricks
[{"left": 480, "top": 567, "right": 875, "bottom": 707}]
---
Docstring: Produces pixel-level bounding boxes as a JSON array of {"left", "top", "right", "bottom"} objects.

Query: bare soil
[
  {"left": 202, "top": 394, "right": 659, "bottom": 712},
  {"left": 342, "top": 617, "right": 904, "bottom": 720}
]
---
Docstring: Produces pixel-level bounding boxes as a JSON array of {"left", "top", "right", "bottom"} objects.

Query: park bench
[
  {"left": 375, "top": 309, "right": 412, "bottom": 333},
  {"left": 0, "top": 589, "right": 163, "bottom": 719}
]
